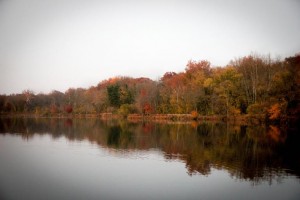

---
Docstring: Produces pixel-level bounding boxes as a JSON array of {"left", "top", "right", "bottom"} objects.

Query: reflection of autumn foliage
[
  {"left": 142, "top": 123, "right": 153, "bottom": 134},
  {"left": 64, "top": 119, "right": 73, "bottom": 127},
  {"left": 0, "top": 118, "right": 299, "bottom": 183},
  {"left": 191, "top": 121, "right": 198, "bottom": 129},
  {"left": 186, "top": 158, "right": 211, "bottom": 176}
]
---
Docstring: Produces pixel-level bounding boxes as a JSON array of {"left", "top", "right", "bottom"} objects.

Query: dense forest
[{"left": 1, "top": 54, "right": 299, "bottom": 123}]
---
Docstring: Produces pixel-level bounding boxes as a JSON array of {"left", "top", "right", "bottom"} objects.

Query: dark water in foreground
[{"left": 0, "top": 118, "right": 299, "bottom": 200}]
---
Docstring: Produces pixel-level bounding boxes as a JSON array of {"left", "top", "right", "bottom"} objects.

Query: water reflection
[{"left": 0, "top": 117, "right": 299, "bottom": 184}]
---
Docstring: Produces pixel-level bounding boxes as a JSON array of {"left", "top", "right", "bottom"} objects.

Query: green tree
[{"left": 107, "top": 84, "right": 120, "bottom": 107}]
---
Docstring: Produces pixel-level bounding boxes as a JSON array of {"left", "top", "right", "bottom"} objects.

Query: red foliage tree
[
  {"left": 143, "top": 103, "right": 152, "bottom": 115},
  {"left": 64, "top": 105, "right": 73, "bottom": 114}
]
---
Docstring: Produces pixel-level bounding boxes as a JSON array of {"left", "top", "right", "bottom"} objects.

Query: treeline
[{"left": 1, "top": 54, "right": 299, "bottom": 122}]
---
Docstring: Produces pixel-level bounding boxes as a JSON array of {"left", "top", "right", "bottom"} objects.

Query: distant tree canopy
[{"left": 0, "top": 53, "right": 299, "bottom": 122}]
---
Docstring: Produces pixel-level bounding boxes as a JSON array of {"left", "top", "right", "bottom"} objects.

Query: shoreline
[
  {"left": 0, "top": 113, "right": 265, "bottom": 125},
  {"left": 0, "top": 113, "right": 298, "bottom": 127}
]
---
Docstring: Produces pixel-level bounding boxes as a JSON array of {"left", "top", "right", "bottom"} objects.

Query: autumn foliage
[
  {"left": 191, "top": 111, "right": 198, "bottom": 120},
  {"left": 268, "top": 104, "right": 280, "bottom": 120},
  {"left": 143, "top": 103, "right": 152, "bottom": 115},
  {"left": 64, "top": 105, "right": 73, "bottom": 114},
  {"left": 0, "top": 53, "right": 299, "bottom": 123}
]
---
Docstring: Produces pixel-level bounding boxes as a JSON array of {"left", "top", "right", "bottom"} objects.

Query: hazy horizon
[{"left": 1, "top": 0, "right": 300, "bottom": 95}]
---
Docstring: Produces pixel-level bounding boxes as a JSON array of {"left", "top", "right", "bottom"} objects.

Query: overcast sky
[{"left": 0, "top": 0, "right": 299, "bottom": 94}]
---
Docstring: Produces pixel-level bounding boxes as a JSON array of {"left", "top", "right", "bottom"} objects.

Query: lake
[{"left": 0, "top": 118, "right": 299, "bottom": 200}]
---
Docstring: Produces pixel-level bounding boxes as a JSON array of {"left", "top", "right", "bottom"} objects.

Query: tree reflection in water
[{"left": 0, "top": 117, "right": 299, "bottom": 184}]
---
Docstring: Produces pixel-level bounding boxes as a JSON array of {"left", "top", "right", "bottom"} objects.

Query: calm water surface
[{"left": 0, "top": 118, "right": 299, "bottom": 200}]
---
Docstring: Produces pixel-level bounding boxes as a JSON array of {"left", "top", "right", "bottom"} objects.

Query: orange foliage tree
[{"left": 268, "top": 103, "right": 281, "bottom": 121}]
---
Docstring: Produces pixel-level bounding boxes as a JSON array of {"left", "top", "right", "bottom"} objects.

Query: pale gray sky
[{"left": 0, "top": 0, "right": 300, "bottom": 94}]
